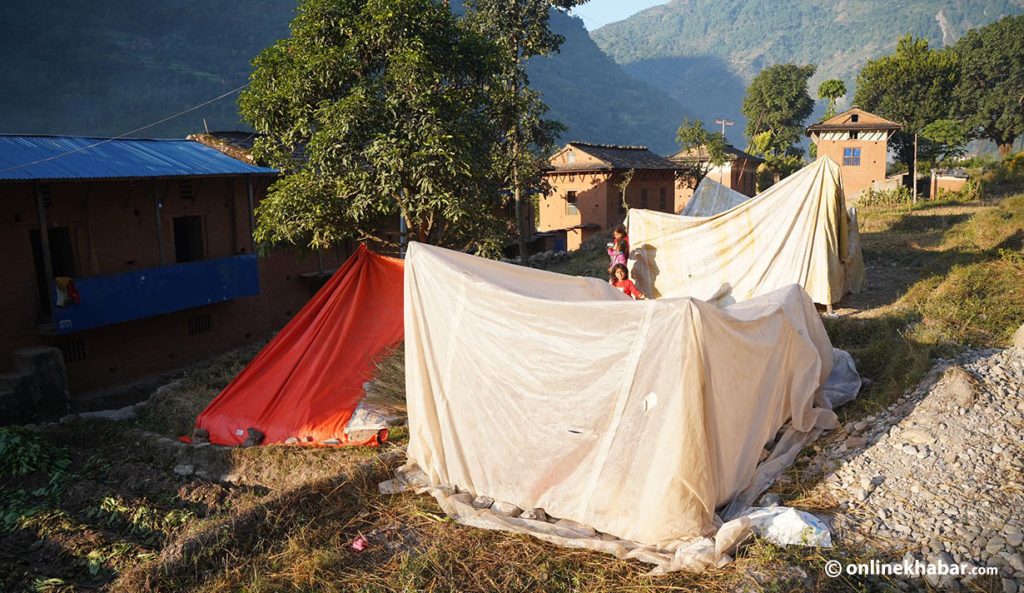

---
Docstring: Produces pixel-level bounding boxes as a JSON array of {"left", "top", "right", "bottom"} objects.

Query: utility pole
[
  {"left": 714, "top": 118, "right": 734, "bottom": 139},
  {"left": 913, "top": 132, "right": 918, "bottom": 205}
]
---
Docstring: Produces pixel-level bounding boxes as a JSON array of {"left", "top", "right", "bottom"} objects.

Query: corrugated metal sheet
[{"left": 0, "top": 135, "right": 277, "bottom": 181}]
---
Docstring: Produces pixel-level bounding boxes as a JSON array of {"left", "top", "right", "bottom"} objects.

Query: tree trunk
[
  {"left": 515, "top": 183, "right": 529, "bottom": 264},
  {"left": 998, "top": 142, "right": 1013, "bottom": 158}
]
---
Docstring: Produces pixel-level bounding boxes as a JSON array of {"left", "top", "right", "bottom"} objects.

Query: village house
[
  {"left": 0, "top": 135, "right": 350, "bottom": 421},
  {"left": 806, "top": 107, "right": 902, "bottom": 198},
  {"left": 537, "top": 142, "right": 678, "bottom": 251},
  {"left": 668, "top": 144, "right": 761, "bottom": 212}
]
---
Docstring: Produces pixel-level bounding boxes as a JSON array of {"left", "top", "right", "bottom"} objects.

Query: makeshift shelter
[
  {"left": 194, "top": 245, "right": 404, "bottom": 446},
  {"left": 627, "top": 157, "right": 865, "bottom": 306},
  {"left": 681, "top": 177, "right": 751, "bottom": 216},
  {"left": 397, "top": 242, "right": 857, "bottom": 571}
]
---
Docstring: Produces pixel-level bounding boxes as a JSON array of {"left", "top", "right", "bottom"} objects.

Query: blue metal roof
[{"left": 0, "top": 135, "right": 277, "bottom": 181}]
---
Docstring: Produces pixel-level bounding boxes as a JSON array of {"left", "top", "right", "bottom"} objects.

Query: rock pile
[{"left": 809, "top": 346, "right": 1024, "bottom": 590}]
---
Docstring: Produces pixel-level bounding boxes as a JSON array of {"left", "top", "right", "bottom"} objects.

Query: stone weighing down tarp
[
  {"left": 401, "top": 242, "right": 849, "bottom": 567},
  {"left": 627, "top": 157, "right": 866, "bottom": 305},
  {"left": 681, "top": 177, "right": 751, "bottom": 216}
]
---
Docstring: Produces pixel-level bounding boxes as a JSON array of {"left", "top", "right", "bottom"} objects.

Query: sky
[{"left": 570, "top": 0, "right": 670, "bottom": 30}]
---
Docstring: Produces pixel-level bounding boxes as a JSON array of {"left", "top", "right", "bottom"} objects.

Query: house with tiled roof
[
  {"left": 538, "top": 142, "right": 678, "bottom": 250},
  {"left": 669, "top": 144, "right": 762, "bottom": 213},
  {"left": 807, "top": 107, "right": 902, "bottom": 198}
]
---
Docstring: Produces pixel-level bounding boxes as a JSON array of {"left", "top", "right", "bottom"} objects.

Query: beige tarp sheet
[
  {"left": 400, "top": 242, "right": 848, "bottom": 569},
  {"left": 681, "top": 177, "right": 751, "bottom": 216},
  {"left": 627, "top": 157, "right": 866, "bottom": 305}
]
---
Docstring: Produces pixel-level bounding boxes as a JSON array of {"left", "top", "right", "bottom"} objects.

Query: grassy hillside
[
  {"left": 0, "top": 2, "right": 685, "bottom": 153},
  {"left": 591, "top": 0, "right": 1024, "bottom": 145}
]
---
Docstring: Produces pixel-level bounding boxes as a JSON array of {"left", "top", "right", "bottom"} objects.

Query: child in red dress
[{"left": 610, "top": 263, "right": 645, "bottom": 300}]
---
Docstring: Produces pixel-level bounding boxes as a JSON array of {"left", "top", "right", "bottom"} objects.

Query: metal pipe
[{"left": 247, "top": 176, "right": 256, "bottom": 253}]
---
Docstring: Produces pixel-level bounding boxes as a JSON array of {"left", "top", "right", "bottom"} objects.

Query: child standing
[
  {"left": 607, "top": 225, "right": 629, "bottom": 275},
  {"left": 610, "top": 264, "right": 645, "bottom": 300}
]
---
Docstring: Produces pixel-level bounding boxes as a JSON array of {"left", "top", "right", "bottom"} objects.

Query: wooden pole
[
  {"left": 912, "top": 133, "right": 918, "bottom": 205},
  {"left": 35, "top": 186, "right": 56, "bottom": 319}
]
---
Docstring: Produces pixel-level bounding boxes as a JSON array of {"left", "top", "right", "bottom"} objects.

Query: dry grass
[
  {"left": 363, "top": 344, "right": 407, "bottom": 415},
  {"left": 15, "top": 178, "right": 1023, "bottom": 593},
  {"left": 130, "top": 343, "right": 262, "bottom": 437}
]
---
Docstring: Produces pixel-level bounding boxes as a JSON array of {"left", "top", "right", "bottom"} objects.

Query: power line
[
  {"left": 568, "top": 8, "right": 607, "bottom": 31},
  {"left": 0, "top": 83, "right": 249, "bottom": 175}
]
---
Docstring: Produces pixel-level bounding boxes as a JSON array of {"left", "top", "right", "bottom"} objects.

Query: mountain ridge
[
  {"left": 590, "top": 0, "right": 1024, "bottom": 145},
  {"left": 0, "top": 2, "right": 686, "bottom": 154}
]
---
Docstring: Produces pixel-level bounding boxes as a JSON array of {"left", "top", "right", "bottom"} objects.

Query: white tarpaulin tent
[
  {"left": 627, "top": 157, "right": 866, "bottom": 306},
  {"left": 397, "top": 242, "right": 858, "bottom": 571},
  {"left": 681, "top": 177, "right": 751, "bottom": 216}
]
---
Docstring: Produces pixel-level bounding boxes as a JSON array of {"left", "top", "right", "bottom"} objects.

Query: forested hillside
[
  {"left": 592, "top": 0, "right": 1024, "bottom": 144},
  {"left": 0, "top": 1, "right": 686, "bottom": 153}
]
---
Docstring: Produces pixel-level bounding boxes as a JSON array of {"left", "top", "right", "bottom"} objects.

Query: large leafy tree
[
  {"left": 854, "top": 35, "right": 959, "bottom": 172},
  {"left": 462, "top": 0, "right": 586, "bottom": 263},
  {"left": 741, "top": 63, "right": 816, "bottom": 158},
  {"left": 674, "top": 117, "right": 727, "bottom": 189},
  {"left": 239, "top": 0, "right": 507, "bottom": 255},
  {"left": 817, "top": 79, "right": 847, "bottom": 120},
  {"left": 953, "top": 15, "right": 1024, "bottom": 157}
]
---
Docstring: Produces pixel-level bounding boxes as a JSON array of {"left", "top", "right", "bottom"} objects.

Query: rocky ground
[{"left": 799, "top": 344, "right": 1024, "bottom": 591}]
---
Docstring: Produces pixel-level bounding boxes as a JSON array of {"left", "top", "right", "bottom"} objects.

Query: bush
[{"left": 857, "top": 185, "right": 914, "bottom": 208}]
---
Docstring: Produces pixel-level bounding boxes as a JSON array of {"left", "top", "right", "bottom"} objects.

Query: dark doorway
[
  {"left": 30, "top": 227, "right": 76, "bottom": 317},
  {"left": 173, "top": 216, "right": 205, "bottom": 263}
]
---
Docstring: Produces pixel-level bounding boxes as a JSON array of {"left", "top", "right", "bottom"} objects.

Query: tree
[
  {"left": 238, "top": 0, "right": 507, "bottom": 256},
  {"left": 920, "top": 119, "right": 968, "bottom": 165},
  {"left": 953, "top": 15, "right": 1024, "bottom": 157},
  {"left": 741, "top": 63, "right": 816, "bottom": 158},
  {"left": 817, "top": 79, "right": 847, "bottom": 120},
  {"left": 462, "top": 0, "right": 587, "bottom": 263},
  {"left": 854, "top": 35, "right": 959, "bottom": 173},
  {"left": 674, "top": 117, "right": 727, "bottom": 189}
]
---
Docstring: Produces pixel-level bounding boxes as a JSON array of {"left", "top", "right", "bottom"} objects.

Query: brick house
[
  {"left": 537, "top": 142, "right": 679, "bottom": 251},
  {"left": 0, "top": 135, "right": 350, "bottom": 416},
  {"left": 668, "top": 144, "right": 762, "bottom": 213},
  {"left": 806, "top": 107, "right": 902, "bottom": 198}
]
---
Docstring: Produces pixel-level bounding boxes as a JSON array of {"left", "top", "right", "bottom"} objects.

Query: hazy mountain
[
  {"left": 591, "top": 0, "right": 1024, "bottom": 145},
  {"left": 0, "top": 2, "right": 685, "bottom": 153}
]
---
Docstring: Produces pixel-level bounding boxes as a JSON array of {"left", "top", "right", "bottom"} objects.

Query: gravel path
[{"left": 802, "top": 346, "right": 1024, "bottom": 590}]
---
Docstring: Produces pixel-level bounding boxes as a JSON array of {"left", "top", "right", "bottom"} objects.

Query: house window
[
  {"left": 849, "top": 131, "right": 859, "bottom": 140},
  {"left": 30, "top": 227, "right": 76, "bottom": 316},
  {"left": 659, "top": 188, "right": 667, "bottom": 211},
  {"left": 843, "top": 148, "right": 861, "bottom": 166},
  {"left": 566, "top": 150, "right": 576, "bottom": 165},
  {"left": 640, "top": 189, "right": 648, "bottom": 209},
  {"left": 187, "top": 313, "right": 213, "bottom": 336},
  {"left": 179, "top": 180, "right": 195, "bottom": 200},
  {"left": 565, "top": 190, "right": 578, "bottom": 215},
  {"left": 58, "top": 339, "right": 86, "bottom": 364},
  {"left": 850, "top": 114, "right": 859, "bottom": 123},
  {"left": 173, "top": 216, "right": 205, "bottom": 263}
]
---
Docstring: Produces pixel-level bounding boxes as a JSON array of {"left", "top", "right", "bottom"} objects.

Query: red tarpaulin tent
[{"left": 194, "top": 244, "right": 404, "bottom": 446}]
